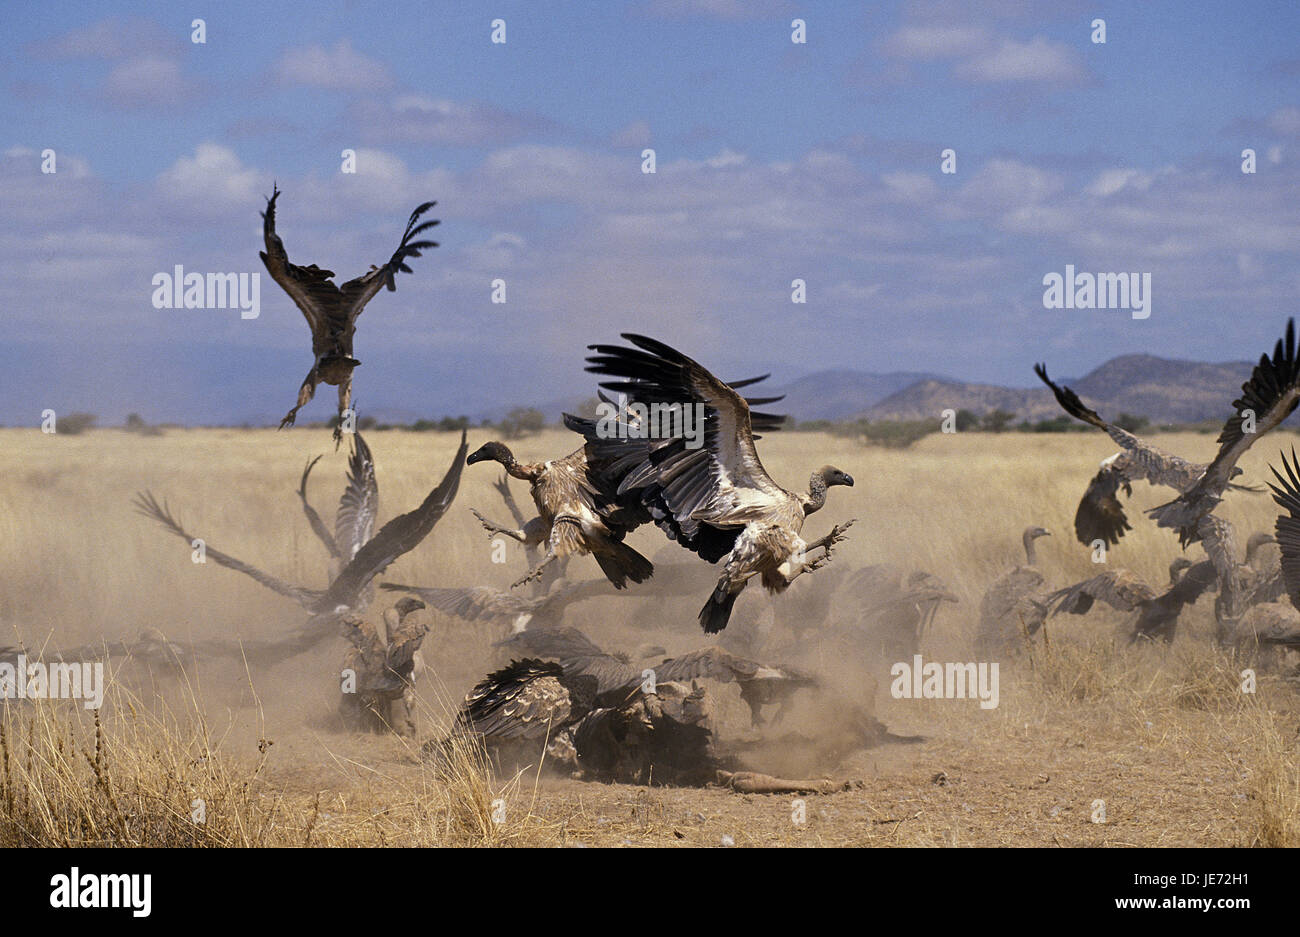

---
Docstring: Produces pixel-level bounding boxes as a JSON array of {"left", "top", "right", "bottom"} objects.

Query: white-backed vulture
[
  {"left": 976, "top": 526, "right": 1052, "bottom": 655},
  {"left": 494, "top": 626, "right": 818, "bottom": 726},
  {"left": 259, "top": 185, "right": 439, "bottom": 442},
  {"left": 134, "top": 431, "right": 466, "bottom": 625},
  {"left": 464, "top": 440, "right": 655, "bottom": 590},
  {"left": 576, "top": 334, "right": 855, "bottom": 633},
  {"left": 841, "top": 565, "right": 959, "bottom": 661},
  {"left": 1148, "top": 319, "right": 1300, "bottom": 540},
  {"left": 1044, "top": 559, "right": 1218, "bottom": 643},
  {"left": 338, "top": 596, "right": 428, "bottom": 735},
  {"left": 1034, "top": 365, "right": 1256, "bottom": 548}
]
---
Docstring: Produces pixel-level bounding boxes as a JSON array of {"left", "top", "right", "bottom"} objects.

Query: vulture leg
[
  {"left": 333, "top": 378, "right": 353, "bottom": 448},
  {"left": 281, "top": 366, "right": 320, "bottom": 430},
  {"left": 469, "top": 509, "right": 544, "bottom": 545},
  {"left": 513, "top": 547, "right": 560, "bottom": 589}
]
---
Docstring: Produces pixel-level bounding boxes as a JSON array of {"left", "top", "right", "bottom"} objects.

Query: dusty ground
[{"left": 1, "top": 426, "right": 1297, "bottom": 846}]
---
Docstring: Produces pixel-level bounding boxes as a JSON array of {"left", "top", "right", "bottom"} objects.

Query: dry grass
[{"left": 1, "top": 426, "right": 1298, "bottom": 846}]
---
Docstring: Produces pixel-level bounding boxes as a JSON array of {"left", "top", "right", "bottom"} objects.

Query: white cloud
[
  {"left": 156, "top": 143, "right": 263, "bottom": 210},
  {"left": 954, "top": 36, "right": 1087, "bottom": 84},
  {"left": 275, "top": 40, "right": 394, "bottom": 91}
]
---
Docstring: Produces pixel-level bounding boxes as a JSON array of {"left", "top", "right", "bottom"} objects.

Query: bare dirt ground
[{"left": 1, "top": 427, "right": 1297, "bottom": 846}]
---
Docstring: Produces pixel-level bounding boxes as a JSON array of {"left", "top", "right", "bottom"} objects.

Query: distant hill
[
  {"left": 863, "top": 354, "right": 1255, "bottom": 424},
  {"left": 766, "top": 370, "right": 946, "bottom": 421}
]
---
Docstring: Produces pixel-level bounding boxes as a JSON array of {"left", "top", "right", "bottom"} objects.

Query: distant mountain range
[{"left": 763, "top": 354, "right": 1256, "bottom": 425}]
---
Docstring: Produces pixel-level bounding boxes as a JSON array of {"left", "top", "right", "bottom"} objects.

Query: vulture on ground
[
  {"left": 976, "top": 526, "right": 1053, "bottom": 656},
  {"left": 494, "top": 626, "right": 818, "bottom": 725},
  {"left": 1044, "top": 558, "right": 1218, "bottom": 643},
  {"left": 259, "top": 185, "right": 439, "bottom": 442},
  {"left": 573, "top": 334, "right": 855, "bottom": 633}
]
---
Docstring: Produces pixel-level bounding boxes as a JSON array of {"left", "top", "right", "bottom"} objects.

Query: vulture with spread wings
[
  {"left": 135, "top": 432, "right": 466, "bottom": 624},
  {"left": 1043, "top": 559, "right": 1218, "bottom": 643},
  {"left": 259, "top": 185, "right": 439, "bottom": 442},
  {"left": 574, "top": 334, "right": 855, "bottom": 633},
  {"left": 1034, "top": 365, "right": 1256, "bottom": 549},
  {"left": 1148, "top": 319, "right": 1300, "bottom": 541}
]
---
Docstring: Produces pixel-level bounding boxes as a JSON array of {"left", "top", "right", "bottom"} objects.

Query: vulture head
[
  {"left": 393, "top": 596, "right": 426, "bottom": 618},
  {"left": 467, "top": 441, "right": 516, "bottom": 468},
  {"left": 1168, "top": 557, "right": 1194, "bottom": 584},
  {"left": 1246, "top": 531, "right": 1277, "bottom": 558},
  {"left": 818, "top": 466, "right": 855, "bottom": 488}
]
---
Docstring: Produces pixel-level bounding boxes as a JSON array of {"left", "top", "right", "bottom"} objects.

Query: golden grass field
[{"left": 0, "top": 425, "right": 1298, "bottom": 847}]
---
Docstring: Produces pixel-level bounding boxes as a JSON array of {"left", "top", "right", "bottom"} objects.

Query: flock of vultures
[{"left": 20, "top": 193, "right": 1300, "bottom": 795}]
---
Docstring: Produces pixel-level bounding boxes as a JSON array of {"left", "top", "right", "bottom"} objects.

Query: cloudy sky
[{"left": 4, "top": 0, "right": 1299, "bottom": 424}]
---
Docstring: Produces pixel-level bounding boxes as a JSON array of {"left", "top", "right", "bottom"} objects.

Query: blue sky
[{"left": 3, "top": 0, "right": 1299, "bottom": 423}]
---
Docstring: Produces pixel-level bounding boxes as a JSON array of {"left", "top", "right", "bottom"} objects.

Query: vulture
[
  {"left": 840, "top": 565, "right": 959, "bottom": 661},
  {"left": 575, "top": 334, "right": 855, "bottom": 633},
  {"left": 464, "top": 439, "right": 655, "bottom": 590},
  {"left": 1044, "top": 559, "right": 1218, "bottom": 643},
  {"left": 379, "top": 576, "right": 615, "bottom": 634},
  {"left": 1148, "top": 319, "right": 1300, "bottom": 541},
  {"left": 338, "top": 596, "right": 428, "bottom": 735},
  {"left": 135, "top": 431, "right": 466, "bottom": 626},
  {"left": 494, "top": 626, "right": 818, "bottom": 726},
  {"left": 259, "top": 185, "right": 439, "bottom": 442},
  {"left": 1034, "top": 365, "right": 1257, "bottom": 549},
  {"left": 425, "top": 658, "right": 600, "bottom": 771},
  {"left": 976, "top": 526, "right": 1053, "bottom": 656}
]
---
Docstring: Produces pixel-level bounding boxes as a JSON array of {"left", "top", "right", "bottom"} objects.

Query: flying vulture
[
  {"left": 259, "top": 185, "right": 439, "bottom": 442},
  {"left": 574, "top": 334, "right": 855, "bottom": 633}
]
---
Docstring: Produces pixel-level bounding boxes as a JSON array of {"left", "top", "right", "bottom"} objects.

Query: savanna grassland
[{"left": 0, "top": 426, "right": 1297, "bottom": 847}]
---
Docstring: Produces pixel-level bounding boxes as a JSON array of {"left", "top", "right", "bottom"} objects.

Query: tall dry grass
[{"left": 0, "top": 426, "right": 1297, "bottom": 845}]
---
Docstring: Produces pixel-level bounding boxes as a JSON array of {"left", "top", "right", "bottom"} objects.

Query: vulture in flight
[
  {"left": 135, "top": 431, "right": 467, "bottom": 625},
  {"left": 259, "top": 185, "right": 439, "bottom": 442},
  {"left": 464, "top": 439, "right": 655, "bottom": 590},
  {"left": 574, "top": 334, "right": 855, "bottom": 633},
  {"left": 1044, "top": 558, "right": 1218, "bottom": 643},
  {"left": 1148, "top": 319, "right": 1300, "bottom": 542},
  {"left": 1034, "top": 365, "right": 1256, "bottom": 549}
]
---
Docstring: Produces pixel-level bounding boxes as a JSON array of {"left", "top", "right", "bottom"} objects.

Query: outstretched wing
[
  {"left": 456, "top": 660, "right": 582, "bottom": 742},
  {"left": 493, "top": 627, "right": 641, "bottom": 697},
  {"left": 297, "top": 454, "right": 341, "bottom": 559},
  {"left": 1035, "top": 364, "right": 1202, "bottom": 491},
  {"left": 380, "top": 584, "right": 536, "bottom": 623},
  {"left": 335, "top": 432, "right": 378, "bottom": 560},
  {"left": 259, "top": 187, "right": 439, "bottom": 340},
  {"left": 133, "top": 491, "right": 322, "bottom": 609},
  {"left": 653, "top": 645, "right": 760, "bottom": 684},
  {"left": 1045, "top": 569, "right": 1155, "bottom": 617},
  {"left": 1268, "top": 446, "right": 1300, "bottom": 609},
  {"left": 314, "top": 431, "right": 467, "bottom": 613},
  {"left": 333, "top": 200, "right": 440, "bottom": 324},
  {"left": 1151, "top": 319, "right": 1300, "bottom": 535}
]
